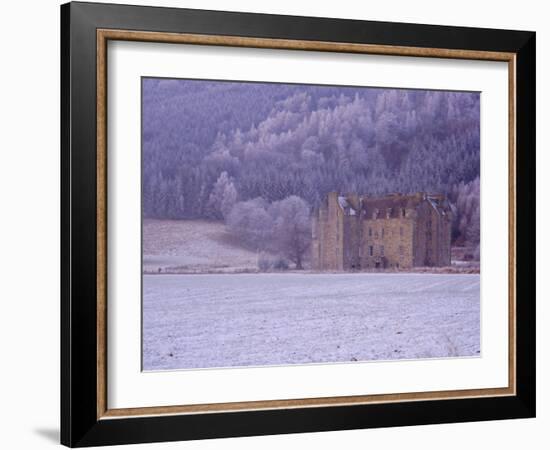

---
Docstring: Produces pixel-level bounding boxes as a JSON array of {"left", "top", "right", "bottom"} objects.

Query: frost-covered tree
[
  {"left": 268, "top": 196, "right": 311, "bottom": 269},
  {"left": 225, "top": 195, "right": 311, "bottom": 268},
  {"left": 225, "top": 197, "right": 272, "bottom": 250},
  {"left": 207, "top": 171, "right": 238, "bottom": 219},
  {"left": 142, "top": 78, "right": 480, "bottom": 236},
  {"left": 450, "top": 177, "right": 480, "bottom": 248}
]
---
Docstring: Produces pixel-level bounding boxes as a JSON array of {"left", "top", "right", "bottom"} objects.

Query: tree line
[{"left": 142, "top": 78, "right": 480, "bottom": 250}]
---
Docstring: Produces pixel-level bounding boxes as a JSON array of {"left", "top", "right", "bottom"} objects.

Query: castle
[{"left": 311, "top": 192, "right": 452, "bottom": 270}]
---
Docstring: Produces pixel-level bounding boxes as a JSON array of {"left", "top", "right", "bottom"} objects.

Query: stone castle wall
[
  {"left": 312, "top": 192, "right": 344, "bottom": 270},
  {"left": 360, "top": 217, "right": 414, "bottom": 269},
  {"left": 312, "top": 192, "right": 452, "bottom": 271}
]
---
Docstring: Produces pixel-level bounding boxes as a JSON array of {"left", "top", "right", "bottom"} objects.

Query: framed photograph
[{"left": 61, "top": 1, "right": 535, "bottom": 447}]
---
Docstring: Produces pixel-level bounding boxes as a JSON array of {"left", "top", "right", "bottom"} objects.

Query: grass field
[
  {"left": 142, "top": 272, "right": 480, "bottom": 371},
  {"left": 143, "top": 219, "right": 260, "bottom": 273}
]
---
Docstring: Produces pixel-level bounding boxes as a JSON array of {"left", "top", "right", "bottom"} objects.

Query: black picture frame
[{"left": 61, "top": 1, "right": 535, "bottom": 447}]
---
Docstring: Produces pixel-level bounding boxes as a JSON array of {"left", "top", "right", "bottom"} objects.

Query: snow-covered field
[
  {"left": 143, "top": 273, "right": 480, "bottom": 370},
  {"left": 143, "top": 219, "right": 259, "bottom": 273}
]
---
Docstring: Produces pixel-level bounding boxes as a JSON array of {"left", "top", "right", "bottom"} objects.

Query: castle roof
[
  {"left": 358, "top": 193, "right": 450, "bottom": 218},
  {"left": 338, "top": 196, "right": 357, "bottom": 216},
  {"left": 326, "top": 191, "right": 451, "bottom": 218}
]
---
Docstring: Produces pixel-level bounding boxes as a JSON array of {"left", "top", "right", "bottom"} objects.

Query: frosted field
[
  {"left": 143, "top": 273, "right": 480, "bottom": 370},
  {"left": 143, "top": 219, "right": 258, "bottom": 273}
]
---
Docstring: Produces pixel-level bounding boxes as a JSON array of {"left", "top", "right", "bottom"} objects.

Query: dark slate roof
[{"left": 348, "top": 193, "right": 451, "bottom": 218}]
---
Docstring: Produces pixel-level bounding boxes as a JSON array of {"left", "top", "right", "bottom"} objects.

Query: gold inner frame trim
[{"left": 96, "top": 28, "right": 517, "bottom": 420}]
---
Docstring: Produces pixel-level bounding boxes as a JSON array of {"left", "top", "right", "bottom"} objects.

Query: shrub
[
  {"left": 257, "top": 252, "right": 272, "bottom": 272},
  {"left": 272, "top": 257, "right": 289, "bottom": 271},
  {"left": 473, "top": 244, "right": 480, "bottom": 261}
]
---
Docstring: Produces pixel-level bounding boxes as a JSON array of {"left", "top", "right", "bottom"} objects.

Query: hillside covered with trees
[{"left": 142, "top": 78, "right": 480, "bottom": 251}]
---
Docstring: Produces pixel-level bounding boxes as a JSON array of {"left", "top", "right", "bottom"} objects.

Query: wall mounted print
[{"left": 61, "top": 2, "right": 535, "bottom": 447}]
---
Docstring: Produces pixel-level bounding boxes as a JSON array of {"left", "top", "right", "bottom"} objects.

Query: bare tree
[{"left": 268, "top": 196, "right": 311, "bottom": 269}]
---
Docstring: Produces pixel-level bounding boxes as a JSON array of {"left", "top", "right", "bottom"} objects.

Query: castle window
[
  {"left": 401, "top": 208, "right": 406, "bottom": 217},
  {"left": 368, "top": 227, "right": 372, "bottom": 237},
  {"left": 381, "top": 228, "right": 385, "bottom": 238},
  {"left": 380, "top": 245, "right": 385, "bottom": 256},
  {"left": 368, "top": 245, "right": 373, "bottom": 256}
]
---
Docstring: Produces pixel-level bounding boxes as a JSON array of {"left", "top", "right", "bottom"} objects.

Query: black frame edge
[
  {"left": 62, "top": 2, "right": 102, "bottom": 446},
  {"left": 60, "top": 2, "right": 72, "bottom": 447},
  {"left": 514, "top": 32, "right": 536, "bottom": 417},
  {"left": 68, "top": 1, "right": 534, "bottom": 52}
]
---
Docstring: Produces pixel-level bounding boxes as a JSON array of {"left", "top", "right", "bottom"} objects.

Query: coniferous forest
[{"left": 142, "top": 78, "right": 480, "bottom": 247}]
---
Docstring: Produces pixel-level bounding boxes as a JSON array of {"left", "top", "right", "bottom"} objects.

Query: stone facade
[{"left": 312, "top": 192, "right": 452, "bottom": 270}]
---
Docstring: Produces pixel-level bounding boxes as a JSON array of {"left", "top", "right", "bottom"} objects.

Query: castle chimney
[
  {"left": 347, "top": 193, "right": 360, "bottom": 210},
  {"left": 327, "top": 192, "right": 339, "bottom": 214}
]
